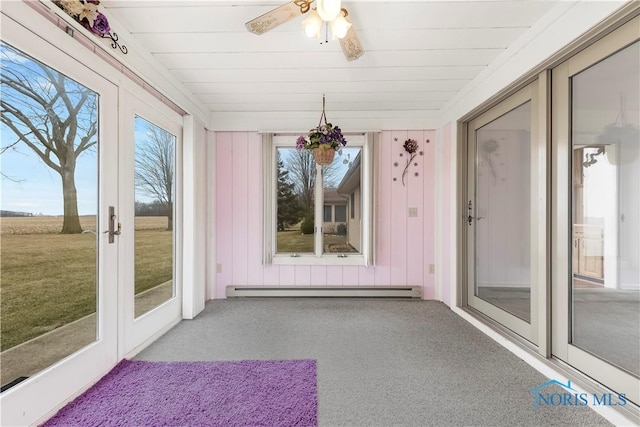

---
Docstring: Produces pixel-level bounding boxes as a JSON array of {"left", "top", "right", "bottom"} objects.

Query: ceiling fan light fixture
[
  {"left": 301, "top": 9, "right": 323, "bottom": 39},
  {"left": 245, "top": 1, "right": 363, "bottom": 61},
  {"left": 330, "top": 13, "right": 351, "bottom": 40},
  {"left": 316, "top": 0, "right": 342, "bottom": 22}
]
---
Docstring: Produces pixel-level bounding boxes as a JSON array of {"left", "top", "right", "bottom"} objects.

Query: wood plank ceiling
[{"left": 103, "top": 0, "right": 562, "bottom": 129}]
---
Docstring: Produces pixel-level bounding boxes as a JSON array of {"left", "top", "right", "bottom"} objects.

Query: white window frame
[{"left": 263, "top": 133, "right": 374, "bottom": 266}]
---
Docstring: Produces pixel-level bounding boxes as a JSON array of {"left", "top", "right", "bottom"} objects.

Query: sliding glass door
[
  {"left": 466, "top": 82, "right": 541, "bottom": 344},
  {"left": 552, "top": 16, "right": 640, "bottom": 406}
]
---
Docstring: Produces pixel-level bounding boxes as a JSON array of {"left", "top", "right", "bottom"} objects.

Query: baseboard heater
[{"left": 226, "top": 286, "right": 422, "bottom": 298}]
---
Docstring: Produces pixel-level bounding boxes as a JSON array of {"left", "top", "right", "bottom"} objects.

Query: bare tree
[
  {"left": 277, "top": 152, "right": 303, "bottom": 231},
  {"left": 287, "top": 150, "right": 316, "bottom": 213},
  {"left": 284, "top": 149, "right": 341, "bottom": 214},
  {"left": 135, "top": 123, "right": 175, "bottom": 231},
  {"left": 1, "top": 43, "right": 97, "bottom": 233}
]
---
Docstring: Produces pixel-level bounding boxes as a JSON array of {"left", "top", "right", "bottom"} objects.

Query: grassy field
[{"left": 0, "top": 216, "right": 172, "bottom": 351}]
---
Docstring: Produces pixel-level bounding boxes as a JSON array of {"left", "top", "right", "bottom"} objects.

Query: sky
[
  {"left": 279, "top": 146, "right": 361, "bottom": 188},
  {"left": 0, "top": 119, "right": 164, "bottom": 216},
  {"left": 1, "top": 41, "right": 99, "bottom": 216},
  {"left": 1, "top": 40, "right": 171, "bottom": 216},
  {"left": 1, "top": 130, "right": 99, "bottom": 216}
]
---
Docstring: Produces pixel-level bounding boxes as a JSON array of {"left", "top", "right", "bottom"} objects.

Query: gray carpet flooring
[{"left": 135, "top": 299, "right": 611, "bottom": 426}]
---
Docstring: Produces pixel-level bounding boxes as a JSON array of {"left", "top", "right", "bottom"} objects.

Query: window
[
  {"left": 323, "top": 205, "right": 332, "bottom": 222},
  {"left": 350, "top": 193, "right": 355, "bottom": 219},
  {"left": 264, "top": 133, "right": 374, "bottom": 265}
]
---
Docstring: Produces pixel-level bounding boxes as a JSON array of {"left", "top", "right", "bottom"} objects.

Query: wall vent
[{"left": 226, "top": 286, "right": 422, "bottom": 298}]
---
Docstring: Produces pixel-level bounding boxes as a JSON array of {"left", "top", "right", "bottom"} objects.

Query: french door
[
  {"left": 118, "top": 90, "right": 182, "bottom": 356},
  {"left": 0, "top": 15, "right": 118, "bottom": 426},
  {"left": 466, "top": 81, "right": 541, "bottom": 344},
  {"left": 1, "top": 8, "right": 183, "bottom": 425},
  {"left": 551, "top": 15, "right": 640, "bottom": 406}
]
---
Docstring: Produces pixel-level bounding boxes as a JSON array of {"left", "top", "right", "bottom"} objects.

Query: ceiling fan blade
[
  {"left": 245, "top": 1, "right": 311, "bottom": 35},
  {"left": 339, "top": 23, "right": 364, "bottom": 61}
]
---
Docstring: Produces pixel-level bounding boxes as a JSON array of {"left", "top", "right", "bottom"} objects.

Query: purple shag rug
[{"left": 42, "top": 359, "right": 317, "bottom": 427}]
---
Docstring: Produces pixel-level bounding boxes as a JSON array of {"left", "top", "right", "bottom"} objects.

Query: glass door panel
[
  {"left": 0, "top": 19, "right": 117, "bottom": 426},
  {"left": 134, "top": 116, "right": 175, "bottom": 318},
  {"left": 552, "top": 16, "right": 640, "bottom": 407},
  {"left": 570, "top": 40, "right": 639, "bottom": 378},
  {"left": 1, "top": 41, "right": 99, "bottom": 389},
  {"left": 120, "top": 90, "right": 181, "bottom": 356},
  {"left": 475, "top": 101, "right": 532, "bottom": 323},
  {"left": 467, "top": 82, "right": 539, "bottom": 344}
]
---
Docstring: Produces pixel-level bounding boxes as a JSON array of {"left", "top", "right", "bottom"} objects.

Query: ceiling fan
[{"left": 245, "top": 0, "right": 364, "bottom": 61}]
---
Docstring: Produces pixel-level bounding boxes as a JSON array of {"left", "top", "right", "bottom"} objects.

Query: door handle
[{"left": 105, "top": 206, "right": 121, "bottom": 243}]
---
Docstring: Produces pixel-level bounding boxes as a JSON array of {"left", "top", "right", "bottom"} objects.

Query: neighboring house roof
[
  {"left": 337, "top": 151, "right": 361, "bottom": 195},
  {"left": 323, "top": 188, "right": 348, "bottom": 205}
]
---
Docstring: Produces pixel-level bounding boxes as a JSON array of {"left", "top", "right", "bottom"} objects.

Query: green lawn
[
  {"left": 277, "top": 230, "right": 315, "bottom": 253},
  {"left": 0, "top": 217, "right": 172, "bottom": 351},
  {"left": 277, "top": 229, "right": 357, "bottom": 253},
  {"left": 1, "top": 218, "right": 359, "bottom": 351},
  {"left": 0, "top": 233, "right": 97, "bottom": 350},
  {"left": 134, "top": 229, "right": 173, "bottom": 295}
]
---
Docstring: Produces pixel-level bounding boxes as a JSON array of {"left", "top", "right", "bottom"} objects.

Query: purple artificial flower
[
  {"left": 90, "top": 12, "right": 110, "bottom": 36},
  {"left": 403, "top": 138, "right": 418, "bottom": 154},
  {"left": 296, "top": 135, "right": 307, "bottom": 150}
]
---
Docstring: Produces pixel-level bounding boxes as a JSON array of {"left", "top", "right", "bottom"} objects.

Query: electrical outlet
[
  {"left": 429, "top": 264, "right": 435, "bottom": 274},
  {"left": 216, "top": 263, "right": 222, "bottom": 273},
  {"left": 408, "top": 207, "right": 418, "bottom": 217}
]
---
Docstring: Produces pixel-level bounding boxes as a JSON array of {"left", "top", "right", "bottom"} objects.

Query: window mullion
[{"left": 314, "top": 165, "right": 324, "bottom": 256}]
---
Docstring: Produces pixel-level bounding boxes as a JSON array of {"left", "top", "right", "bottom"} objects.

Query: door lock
[{"left": 105, "top": 206, "right": 121, "bottom": 243}]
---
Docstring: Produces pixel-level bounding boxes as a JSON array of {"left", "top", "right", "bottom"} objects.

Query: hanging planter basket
[
  {"left": 296, "top": 95, "right": 347, "bottom": 166},
  {"left": 313, "top": 147, "right": 336, "bottom": 165}
]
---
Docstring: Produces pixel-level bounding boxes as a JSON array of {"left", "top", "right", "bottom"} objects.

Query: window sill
[{"left": 272, "top": 254, "right": 366, "bottom": 266}]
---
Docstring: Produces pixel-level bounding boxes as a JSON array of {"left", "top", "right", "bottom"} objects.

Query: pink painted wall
[{"left": 215, "top": 130, "right": 436, "bottom": 299}]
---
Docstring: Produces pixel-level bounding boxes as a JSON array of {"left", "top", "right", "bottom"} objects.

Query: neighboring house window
[
  {"left": 323, "top": 205, "right": 332, "bottom": 222},
  {"left": 264, "top": 133, "right": 374, "bottom": 265},
  {"left": 350, "top": 193, "right": 355, "bottom": 219}
]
